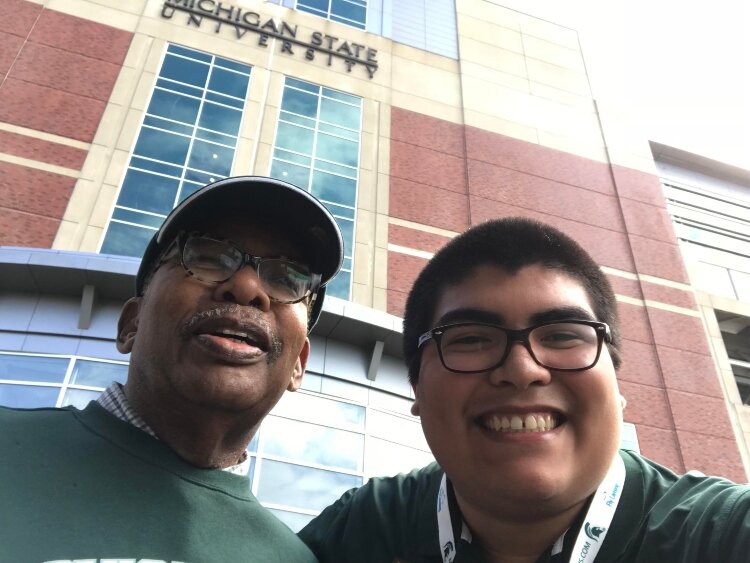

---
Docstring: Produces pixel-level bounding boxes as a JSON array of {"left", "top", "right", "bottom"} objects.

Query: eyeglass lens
[
  {"left": 437, "top": 322, "right": 601, "bottom": 372},
  {"left": 181, "top": 236, "right": 313, "bottom": 303}
]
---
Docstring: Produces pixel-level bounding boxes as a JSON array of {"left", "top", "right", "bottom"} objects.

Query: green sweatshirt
[
  {"left": 299, "top": 450, "right": 750, "bottom": 562},
  {"left": 0, "top": 403, "right": 317, "bottom": 563}
]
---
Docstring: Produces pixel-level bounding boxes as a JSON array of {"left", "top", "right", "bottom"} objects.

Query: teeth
[{"left": 483, "top": 413, "right": 559, "bottom": 433}]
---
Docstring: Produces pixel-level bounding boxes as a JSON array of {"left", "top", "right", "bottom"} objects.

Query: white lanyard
[{"left": 437, "top": 454, "right": 626, "bottom": 563}]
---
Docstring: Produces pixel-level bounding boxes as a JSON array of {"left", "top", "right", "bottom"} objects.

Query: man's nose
[
  {"left": 487, "top": 340, "right": 552, "bottom": 389},
  {"left": 212, "top": 265, "right": 272, "bottom": 310}
]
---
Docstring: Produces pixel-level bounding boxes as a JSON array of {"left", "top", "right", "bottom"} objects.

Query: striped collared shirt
[{"left": 97, "top": 382, "right": 250, "bottom": 476}]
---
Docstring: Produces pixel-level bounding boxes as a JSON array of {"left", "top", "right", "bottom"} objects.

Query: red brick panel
[
  {"left": 619, "top": 197, "right": 678, "bottom": 243},
  {"left": 640, "top": 280, "right": 698, "bottom": 311},
  {"left": 676, "top": 431, "right": 747, "bottom": 482},
  {"left": 465, "top": 126, "right": 615, "bottom": 194},
  {"left": 635, "top": 425, "right": 685, "bottom": 474},
  {"left": 656, "top": 345, "right": 724, "bottom": 398},
  {"left": 467, "top": 159, "right": 625, "bottom": 231},
  {"left": 0, "top": 161, "right": 75, "bottom": 217},
  {"left": 617, "top": 338, "right": 664, "bottom": 388},
  {"left": 611, "top": 164, "right": 667, "bottom": 208},
  {"left": 1, "top": 0, "right": 42, "bottom": 38},
  {"left": 388, "top": 223, "right": 452, "bottom": 255},
  {"left": 29, "top": 8, "right": 132, "bottom": 65},
  {"left": 0, "top": 78, "right": 105, "bottom": 142},
  {"left": 0, "top": 32, "right": 25, "bottom": 77},
  {"left": 646, "top": 307, "right": 711, "bottom": 356},
  {"left": 607, "top": 274, "right": 643, "bottom": 301},
  {"left": 0, "top": 207, "right": 59, "bottom": 247},
  {"left": 0, "top": 130, "right": 87, "bottom": 169},
  {"left": 391, "top": 107, "right": 465, "bottom": 157},
  {"left": 629, "top": 233, "right": 690, "bottom": 283},
  {"left": 619, "top": 380, "right": 674, "bottom": 430},
  {"left": 387, "top": 288, "right": 408, "bottom": 317},
  {"left": 666, "top": 388, "right": 734, "bottom": 439},
  {"left": 390, "top": 140, "right": 467, "bottom": 194},
  {"left": 617, "top": 302, "right": 653, "bottom": 344},
  {"left": 12, "top": 42, "right": 124, "bottom": 101},
  {"left": 468, "top": 196, "right": 636, "bottom": 272},
  {"left": 390, "top": 177, "right": 469, "bottom": 232},
  {"left": 387, "top": 250, "right": 428, "bottom": 294}
]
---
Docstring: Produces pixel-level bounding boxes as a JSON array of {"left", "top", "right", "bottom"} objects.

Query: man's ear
[
  {"left": 410, "top": 382, "right": 421, "bottom": 416},
  {"left": 116, "top": 297, "right": 141, "bottom": 353},
  {"left": 287, "top": 337, "right": 311, "bottom": 391}
]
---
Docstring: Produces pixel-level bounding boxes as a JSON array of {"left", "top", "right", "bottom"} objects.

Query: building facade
[{"left": 1, "top": 0, "right": 748, "bottom": 528}]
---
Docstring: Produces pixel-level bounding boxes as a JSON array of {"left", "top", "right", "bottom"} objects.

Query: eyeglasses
[
  {"left": 417, "top": 320, "right": 612, "bottom": 373},
  {"left": 165, "top": 233, "right": 321, "bottom": 304}
]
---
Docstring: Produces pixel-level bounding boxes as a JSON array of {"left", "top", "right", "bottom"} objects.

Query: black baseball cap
[{"left": 135, "top": 175, "right": 344, "bottom": 331}]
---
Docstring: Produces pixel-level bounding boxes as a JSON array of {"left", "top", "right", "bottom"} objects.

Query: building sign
[{"left": 161, "top": 0, "right": 379, "bottom": 78}]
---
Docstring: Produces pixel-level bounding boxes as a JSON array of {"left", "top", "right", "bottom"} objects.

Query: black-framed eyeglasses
[
  {"left": 417, "top": 320, "right": 612, "bottom": 373},
  {"left": 161, "top": 232, "right": 321, "bottom": 304}
]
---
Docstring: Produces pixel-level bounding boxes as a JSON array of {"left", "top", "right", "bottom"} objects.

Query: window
[
  {"left": 101, "top": 44, "right": 252, "bottom": 258},
  {"left": 715, "top": 311, "right": 750, "bottom": 405},
  {"left": 270, "top": 77, "right": 362, "bottom": 300},
  {"left": 0, "top": 353, "right": 128, "bottom": 409},
  {"left": 296, "top": 0, "right": 367, "bottom": 30}
]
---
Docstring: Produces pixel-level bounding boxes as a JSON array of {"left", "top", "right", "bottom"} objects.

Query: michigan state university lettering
[{"left": 161, "top": 0, "right": 379, "bottom": 78}]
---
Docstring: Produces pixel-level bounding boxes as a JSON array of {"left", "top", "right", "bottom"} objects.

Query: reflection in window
[
  {"left": 271, "top": 77, "right": 362, "bottom": 299},
  {"left": 0, "top": 384, "right": 60, "bottom": 408},
  {"left": 296, "top": 0, "right": 366, "bottom": 30},
  {"left": 101, "top": 44, "right": 251, "bottom": 258}
]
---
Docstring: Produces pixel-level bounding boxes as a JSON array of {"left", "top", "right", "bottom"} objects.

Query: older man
[
  {"left": 300, "top": 217, "right": 750, "bottom": 563},
  {"left": 0, "top": 176, "right": 341, "bottom": 562}
]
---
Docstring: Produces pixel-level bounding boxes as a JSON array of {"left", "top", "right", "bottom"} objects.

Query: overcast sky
[{"left": 496, "top": 0, "right": 750, "bottom": 169}]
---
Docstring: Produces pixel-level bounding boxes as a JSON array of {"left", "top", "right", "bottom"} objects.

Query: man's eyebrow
[
  {"left": 435, "top": 308, "right": 505, "bottom": 326},
  {"left": 529, "top": 306, "right": 596, "bottom": 325}
]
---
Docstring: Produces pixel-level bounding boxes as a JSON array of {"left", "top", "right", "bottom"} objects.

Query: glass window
[
  {"left": 69, "top": 360, "right": 128, "bottom": 388},
  {"left": 102, "top": 44, "right": 251, "bottom": 258},
  {"left": 267, "top": 509, "right": 314, "bottom": 533},
  {"left": 0, "top": 384, "right": 59, "bottom": 408},
  {"left": 270, "top": 77, "right": 361, "bottom": 300},
  {"left": 365, "top": 437, "right": 434, "bottom": 478},
  {"left": 262, "top": 415, "right": 364, "bottom": 471},
  {"left": 256, "top": 459, "right": 362, "bottom": 511},
  {"left": 297, "top": 0, "right": 366, "bottom": 30},
  {"left": 0, "top": 354, "right": 69, "bottom": 384},
  {"left": 61, "top": 388, "right": 101, "bottom": 409},
  {"left": 272, "top": 391, "right": 365, "bottom": 431}
]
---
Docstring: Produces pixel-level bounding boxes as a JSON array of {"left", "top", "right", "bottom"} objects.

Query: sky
[{"left": 495, "top": 0, "right": 750, "bottom": 169}]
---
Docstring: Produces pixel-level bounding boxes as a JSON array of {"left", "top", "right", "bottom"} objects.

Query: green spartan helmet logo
[{"left": 585, "top": 522, "right": 606, "bottom": 542}]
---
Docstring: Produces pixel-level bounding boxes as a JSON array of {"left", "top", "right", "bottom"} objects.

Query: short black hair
[{"left": 403, "top": 217, "right": 622, "bottom": 384}]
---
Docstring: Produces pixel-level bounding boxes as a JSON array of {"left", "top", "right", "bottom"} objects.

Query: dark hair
[{"left": 403, "top": 217, "right": 622, "bottom": 384}]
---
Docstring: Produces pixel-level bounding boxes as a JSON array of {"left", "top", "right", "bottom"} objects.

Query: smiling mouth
[
  {"left": 479, "top": 413, "right": 561, "bottom": 433},
  {"left": 204, "top": 328, "right": 268, "bottom": 351}
]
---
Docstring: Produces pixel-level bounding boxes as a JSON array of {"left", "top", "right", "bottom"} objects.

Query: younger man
[{"left": 300, "top": 217, "right": 750, "bottom": 562}]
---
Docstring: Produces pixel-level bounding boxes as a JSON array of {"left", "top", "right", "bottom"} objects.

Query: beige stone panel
[
  {"left": 606, "top": 147, "right": 662, "bottom": 175},
  {"left": 457, "top": 14, "right": 523, "bottom": 53},
  {"left": 103, "top": 149, "right": 130, "bottom": 187},
  {"left": 114, "top": 107, "right": 144, "bottom": 152},
  {"left": 108, "top": 66, "right": 140, "bottom": 108},
  {"left": 351, "top": 282, "right": 371, "bottom": 307},
  {"left": 459, "top": 38, "right": 527, "bottom": 78},
  {"left": 46, "top": 0, "right": 141, "bottom": 31},
  {"left": 372, "top": 287, "right": 387, "bottom": 311},
  {"left": 422, "top": 49, "right": 462, "bottom": 74},
  {"left": 89, "top": 182, "right": 119, "bottom": 229},
  {"left": 375, "top": 212, "right": 389, "bottom": 249},
  {"left": 390, "top": 91, "right": 463, "bottom": 125},
  {"left": 89, "top": 102, "right": 126, "bottom": 149},
  {"left": 361, "top": 98, "right": 380, "bottom": 135},
  {"left": 237, "top": 100, "right": 262, "bottom": 144},
  {"left": 463, "top": 109, "right": 538, "bottom": 144},
  {"left": 740, "top": 408, "right": 750, "bottom": 432},
  {"left": 376, "top": 134, "right": 390, "bottom": 176},
  {"left": 376, "top": 101, "right": 390, "bottom": 140},
  {"left": 391, "top": 57, "right": 462, "bottom": 108},
  {"left": 80, "top": 225, "right": 106, "bottom": 253},
  {"left": 353, "top": 241, "right": 373, "bottom": 285},
  {"left": 79, "top": 144, "right": 114, "bottom": 184},
  {"left": 375, "top": 172, "right": 389, "bottom": 215},
  {"left": 531, "top": 97, "right": 601, "bottom": 140},
  {"left": 61, "top": 179, "right": 98, "bottom": 225},
  {"left": 526, "top": 58, "right": 590, "bottom": 96},
  {"left": 523, "top": 35, "right": 586, "bottom": 73},
  {"left": 232, "top": 137, "right": 256, "bottom": 175},
  {"left": 529, "top": 81, "right": 595, "bottom": 110},
  {"left": 457, "top": 0, "right": 523, "bottom": 30},
  {"left": 536, "top": 130, "right": 608, "bottom": 163},
  {"left": 253, "top": 142, "right": 273, "bottom": 176},
  {"left": 462, "top": 75, "right": 540, "bottom": 125},
  {"left": 373, "top": 245, "right": 388, "bottom": 289},
  {"left": 52, "top": 220, "right": 82, "bottom": 251},
  {"left": 461, "top": 61, "right": 529, "bottom": 93},
  {"left": 359, "top": 130, "right": 377, "bottom": 173},
  {"left": 131, "top": 71, "right": 157, "bottom": 112},
  {"left": 258, "top": 105, "right": 282, "bottom": 147},
  {"left": 355, "top": 210, "right": 374, "bottom": 246},
  {"left": 357, "top": 168, "right": 376, "bottom": 211},
  {"left": 720, "top": 366, "right": 743, "bottom": 404},
  {"left": 143, "top": 38, "right": 167, "bottom": 75},
  {"left": 123, "top": 33, "right": 153, "bottom": 70},
  {"left": 519, "top": 17, "right": 579, "bottom": 50}
]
